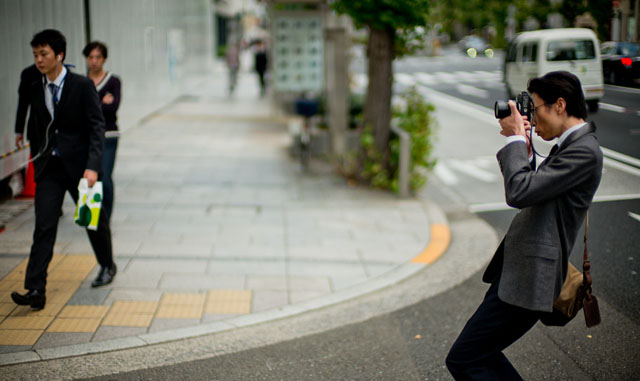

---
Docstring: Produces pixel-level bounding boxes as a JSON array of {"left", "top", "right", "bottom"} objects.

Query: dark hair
[
  {"left": 82, "top": 41, "right": 108, "bottom": 59},
  {"left": 527, "top": 71, "right": 587, "bottom": 119},
  {"left": 30, "top": 29, "right": 66, "bottom": 61}
]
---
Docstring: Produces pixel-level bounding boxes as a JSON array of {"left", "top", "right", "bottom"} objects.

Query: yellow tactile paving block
[
  {"left": 156, "top": 304, "right": 204, "bottom": 319},
  {"left": 0, "top": 291, "right": 12, "bottom": 304},
  {"left": 46, "top": 281, "right": 82, "bottom": 291},
  {"left": 0, "top": 303, "right": 16, "bottom": 316},
  {"left": 160, "top": 293, "right": 206, "bottom": 305},
  {"left": 47, "top": 318, "right": 101, "bottom": 333},
  {"left": 204, "top": 300, "right": 251, "bottom": 315},
  {"left": 48, "top": 291, "right": 77, "bottom": 304},
  {"left": 47, "top": 271, "right": 91, "bottom": 281},
  {"left": 101, "top": 313, "right": 153, "bottom": 327},
  {"left": 0, "top": 315, "right": 54, "bottom": 330},
  {"left": 11, "top": 303, "right": 65, "bottom": 317},
  {"left": 109, "top": 301, "right": 158, "bottom": 315},
  {"left": 2, "top": 270, "right": 26, "bottom": 281},
  {"left": 0, "top": 329, "right": 43, "bottom": 346},
  {"left": 0, "top": 279, "right": 24, "bottom": 292},
  {"left": 58, "top": 305, "right": 109, "bottom": 319},
  {"left": 205, "top": 290, "right": 252, "bottom": 315}
]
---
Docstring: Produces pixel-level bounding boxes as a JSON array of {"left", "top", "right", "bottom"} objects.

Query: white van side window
[
  {"left": 547, "top": 40, "right": 595, "bottom": 61},
  {"left": 522, "top": 42, "right": 538, "bottom": 62}
]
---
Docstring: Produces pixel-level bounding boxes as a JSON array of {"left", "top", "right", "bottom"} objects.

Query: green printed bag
[{"left": 74, "top": 178, "right": 102, "bottom": 231}]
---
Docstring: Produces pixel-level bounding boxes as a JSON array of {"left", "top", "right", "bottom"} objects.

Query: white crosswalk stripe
[
  {"left": 354, "top": 70, "right": 504, "bottom": 91},
  {"left": 434, "top": 158, "right": 500, "bottom": 184}
]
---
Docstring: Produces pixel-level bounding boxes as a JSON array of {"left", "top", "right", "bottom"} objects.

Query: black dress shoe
[
  {"left": 91, "top": 264, "right": 117, "bottom": 287},
  {"left": 11, "top": 289, "right": 46, "bottom": 310}
]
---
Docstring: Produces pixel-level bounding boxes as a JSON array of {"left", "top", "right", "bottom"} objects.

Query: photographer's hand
[
  {"left": 523, "top": 117, "right": 533, "bottom": 157},
  {"left": 499, "top": 101, "right": 527, "bottom": 138}
]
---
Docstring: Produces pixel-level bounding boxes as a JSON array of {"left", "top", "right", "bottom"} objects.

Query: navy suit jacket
[
  {"left": 483, "top": 123, "right": 603, "bottom": 312},
  {"left": 27, "top": 71, "right": 105, "bottom": 181}
]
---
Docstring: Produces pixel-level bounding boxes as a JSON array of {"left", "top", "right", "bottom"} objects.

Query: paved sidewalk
[{"left": 0, "top": 65, "right": 448, "bottom": 365}]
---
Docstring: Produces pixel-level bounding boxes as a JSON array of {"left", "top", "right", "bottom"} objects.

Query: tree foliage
[{"left": 332, "top": 0, "right": 430, "bottom": 32}]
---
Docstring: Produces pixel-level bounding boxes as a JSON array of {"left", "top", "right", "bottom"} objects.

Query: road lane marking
[
  {"left": 434, "top": 162, "right": 459, "bottom": 185},
  {"left": 415, "top": 72, "right": 437, "bottom": 85},
  {"left": 604, "top": 157, "right": 640, "bottom": 177},
  {"left": 599, "top": 102, "right": 627, "bottom": 113},
  {"left": 455, "top": 83, "right": 490, "bottom": 99},
  {"left": 629, "top": 212, "right": 640, "bottom": 223},
  {"left": 395, "top": 73, "right": 415, "bottom": 86},
  {"left": 601, "top": 147, "right": 640, "bottom": 168},
  {"left": 448, "top": 159, "right": 498, "bottom": 182},
  {"left": 411, "top": 224, "right": 451, "bottom": 264}
]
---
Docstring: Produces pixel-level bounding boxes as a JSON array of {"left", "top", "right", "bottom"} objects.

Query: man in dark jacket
[
  {"left": 11, "top": 29, "right": 116, "bottom": 311},
  {"left": 446, "top": 71, "right": 603, "bottom": 379}
]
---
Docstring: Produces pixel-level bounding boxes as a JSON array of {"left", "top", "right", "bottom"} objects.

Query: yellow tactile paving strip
[
  {"left": 206, "top": 290, "right": 252, "bottom": 314},
  {"left": 0, "top": 255, "right": 254, "bottom": 347}
]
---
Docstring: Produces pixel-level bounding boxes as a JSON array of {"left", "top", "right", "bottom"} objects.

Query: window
[
  {"left": 547, "top": 40, "right": 596, "bottom": 61},
  {"left": 506, "top": 41, "right": 518, "bottom": 63},
  {"left": 522, "top": 42, "right": 538, "bottom": 62}
]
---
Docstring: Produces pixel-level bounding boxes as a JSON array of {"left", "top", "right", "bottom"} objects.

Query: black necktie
[{"left": 48, "top": 83, "right": 59, "bottom": 117}]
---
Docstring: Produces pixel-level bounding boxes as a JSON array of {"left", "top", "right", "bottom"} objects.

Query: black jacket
[{"left": 28, "top": 71, "right": 105, "bottom": 181}]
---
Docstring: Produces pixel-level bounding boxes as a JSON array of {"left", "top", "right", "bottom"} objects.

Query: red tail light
[{"left": 621, "top": 57, "right": 632, "bottom": 67}]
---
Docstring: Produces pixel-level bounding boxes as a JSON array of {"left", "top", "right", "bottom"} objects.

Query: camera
[{"left": 494, "top": 91, "right": 533, "bottom": 121}]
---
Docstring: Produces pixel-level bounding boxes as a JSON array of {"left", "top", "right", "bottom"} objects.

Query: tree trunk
[{"left": 365, "top": 27, "right": 394, "bottom": 154}]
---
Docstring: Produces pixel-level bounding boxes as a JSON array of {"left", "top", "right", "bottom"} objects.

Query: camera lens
[{"left": 494, "top": 100, "right": 511, "bottom": 119}]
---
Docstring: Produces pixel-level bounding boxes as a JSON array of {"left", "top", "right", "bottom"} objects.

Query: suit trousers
[
  {"left": 25, "top": 156, "right": 114, "bottom": 291},
  {"left": 446, "top": 279, "right": 541, "bottom": 380}
]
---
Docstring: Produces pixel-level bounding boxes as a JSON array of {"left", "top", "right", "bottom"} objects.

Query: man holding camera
[{"left": 446, "top": 71, "right": 603, "bottom": 379}]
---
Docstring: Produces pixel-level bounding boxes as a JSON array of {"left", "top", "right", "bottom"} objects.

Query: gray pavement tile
[
  {"left": 287, "top": 276, "right": 331, "bottom": 292},
  {"left": 0, "top": 257, "right": 24, "bottom": 278},
  {"left": 33, "top": 332, "right": 93, "bottom": 349},
  {"left": 149, "top": 318, "right": 201, "bottom": 333},
  {"left": 92, "top": 326, "right": 148, "bottom": 342},
  {"left": 287, "top": 261, "right": 367, "bottom": 278},
  {"left": 207, "top": 259, "right": 286, "bottom": 276},
  {"left": 212, "top": 246, "right": 286, "bottom": 259},
  {"left": 103, "top": 289, "right": 164, "bottom": 305},
  {"left": 247, "top": 275, "right": 287, "bottom": 291},
  {"left": 0, "top": 346, "right": 31, "bottom": 354},
  {"left": 287, "top": 246, "right": 360, "bottom": 261},
  {"left": 331, "top": 275, "right": 370, "bottom": 291},
  {"left": 363, "top": 263, "right": 398, "bottom": 278},
  {"left": 82, "top": 273, "right": 160, "bottom": 290},
  {"left": 159, "top": 274, "right": 245, "bottom": 290},
  {"left": 67, "top": 288, "right": 111, "bottom": 305},
  {"left": 136, "top": 242, "right": 213, "bottom": 258},
  {"left": 251, "top": 290, "right": 288, "bottom": 313},
  {"left": 202, "top": 314, "right": 242, "bottom": 323},
  {"left": 0, "top": 240, "right": 34, "bottom": 255},
  {"left": 124, "top": 258, "right": 208, "bottom": 274},
  {"left": 289, "top": 290, "right": 326, "bottom": 304}
]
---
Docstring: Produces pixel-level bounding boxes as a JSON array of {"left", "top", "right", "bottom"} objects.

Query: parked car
[
  {"left": 504, "top": 28, "right": 603, "bottom": 112},
  {"left": 600, "top": 41, "right": 640, "bottom": 86},
  {"left": 458, "top": 35, "right": 494, "bottom": 58}
]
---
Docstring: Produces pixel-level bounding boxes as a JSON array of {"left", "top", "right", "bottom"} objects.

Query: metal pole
[{"left": 390, "top": 121, "right": 411, "bottom": 198}]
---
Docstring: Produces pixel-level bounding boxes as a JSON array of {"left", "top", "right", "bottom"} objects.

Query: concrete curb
[{"left": 0, "top": 200, "right": 450, "bottom": 367}]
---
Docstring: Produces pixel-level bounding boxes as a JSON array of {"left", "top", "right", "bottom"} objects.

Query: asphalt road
[{"left": 87, "top": 213, "right": 640, "bottom": 380}]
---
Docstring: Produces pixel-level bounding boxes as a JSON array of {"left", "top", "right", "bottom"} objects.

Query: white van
[{"left": 504, "top": 28, "right": 604, "bottom": 111}]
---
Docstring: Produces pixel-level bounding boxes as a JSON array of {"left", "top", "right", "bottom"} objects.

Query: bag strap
[{"left": 582, "top": 211, "right": 593, "bottom": 297}]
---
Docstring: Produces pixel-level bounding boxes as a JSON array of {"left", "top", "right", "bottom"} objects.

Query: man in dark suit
[
  {"left": 446, "top": 71, "right": 603, "bottom": 379},
  {"left": 14, "top": 64, "right": 42, "bottom": 149},
  {"left": 11, "top": 29, "right": 117, "bottom": 310}
]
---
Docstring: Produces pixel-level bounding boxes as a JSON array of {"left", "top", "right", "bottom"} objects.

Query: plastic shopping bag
[{"left": 74, "top": 178, "right": 102, "bottom": 231}]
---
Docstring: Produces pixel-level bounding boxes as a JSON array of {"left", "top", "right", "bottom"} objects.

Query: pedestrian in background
[
  {"left": 225, "top": 42, "right": 240, "bottom": 96},
  {"left": 83, "top": 41, "right": 121, "bottom": 223},
  {"left": 254, "top": 40, "right": 268, "bottom": 97},
  {"left": 446, "top": 71, "right": 603, "bottom": 379},
  {"left": 11, "top": 29, "right": 116, "bottom": 311}
]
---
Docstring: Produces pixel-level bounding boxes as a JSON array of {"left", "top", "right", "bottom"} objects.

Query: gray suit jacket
[{"left": 483, "top": 122, "right": 603, "bottom": 312}]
